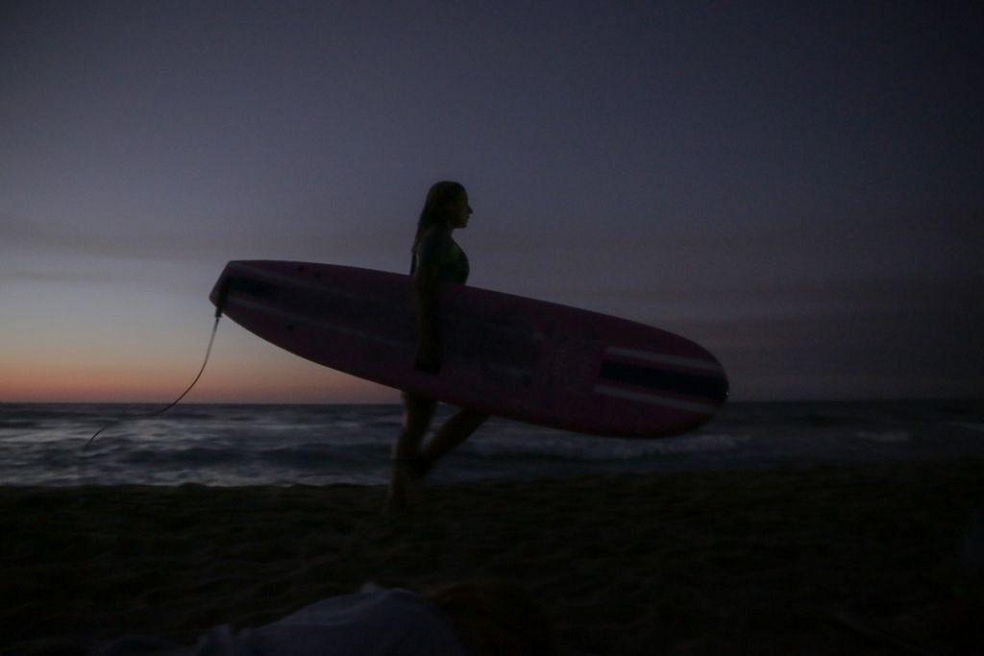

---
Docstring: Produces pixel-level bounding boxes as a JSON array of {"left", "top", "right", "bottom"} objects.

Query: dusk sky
[{"left": 3, "top": 1, "right": 982, "bottom": 404}]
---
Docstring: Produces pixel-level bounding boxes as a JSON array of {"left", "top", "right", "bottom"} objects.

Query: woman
[{"left": 387, "top": 181, "right": 488, "bottom": 512}]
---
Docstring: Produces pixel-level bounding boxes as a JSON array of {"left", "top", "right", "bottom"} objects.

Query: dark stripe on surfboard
[{"left": 599, "top": 361, "right": 728, "bottom": 402}]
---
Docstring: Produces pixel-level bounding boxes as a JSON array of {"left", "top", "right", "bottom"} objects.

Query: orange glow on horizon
[{"left": 1, "top": 359, "right": 400, "bottom": 404}]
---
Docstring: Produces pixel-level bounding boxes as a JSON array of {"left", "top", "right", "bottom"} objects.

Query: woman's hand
[{"left": 414, "top": 337, "right": 442, "bottom": 374}]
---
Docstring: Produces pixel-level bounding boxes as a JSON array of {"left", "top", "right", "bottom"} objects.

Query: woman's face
[{"left": 447, "top": 192, "right": 473, "bottom": 229}]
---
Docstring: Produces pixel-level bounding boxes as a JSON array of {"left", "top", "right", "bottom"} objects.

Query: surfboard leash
[{"left": 83, "top": 314, "right": 222, "bottom": 449}]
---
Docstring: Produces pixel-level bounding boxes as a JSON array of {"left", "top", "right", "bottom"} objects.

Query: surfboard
[{"left": 210, "top": 260, "right": 728, "bottom": 437}]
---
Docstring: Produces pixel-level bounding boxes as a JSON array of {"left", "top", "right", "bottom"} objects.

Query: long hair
[{"left": 413, "top": 180, "right": 466, "bottom": 253}]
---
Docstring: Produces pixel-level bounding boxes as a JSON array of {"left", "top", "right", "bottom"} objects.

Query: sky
[{"left": 2, "top": 0, "right": 982, "bottom": 404}]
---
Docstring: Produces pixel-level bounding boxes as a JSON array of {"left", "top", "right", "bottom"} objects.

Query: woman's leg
[
  {"left": 386, "top": 392, "right": 436, "bottom": 511},
  {"left": 392, "top": 392, "right": 437, "bottom": 461},
  {"left": 421, "top": 409, "right": 488, "bottom": 465}
]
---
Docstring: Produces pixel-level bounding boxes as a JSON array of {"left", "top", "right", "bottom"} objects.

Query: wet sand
[{"left": 2, "top": 458, "right": 982, "bottom": 655}]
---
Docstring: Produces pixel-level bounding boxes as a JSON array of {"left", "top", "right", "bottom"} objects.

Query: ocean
[{"left": 1, "top": 400, "right": 982, "bottom": 487}]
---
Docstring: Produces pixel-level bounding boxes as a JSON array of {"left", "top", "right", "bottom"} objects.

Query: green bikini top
[{"left": 411, "top": 229, "right": 470, "bottom": 284}]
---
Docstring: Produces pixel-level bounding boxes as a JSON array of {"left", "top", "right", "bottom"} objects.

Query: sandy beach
[{"left": 2, "top": 458, "right": 982, "bottom": 655}]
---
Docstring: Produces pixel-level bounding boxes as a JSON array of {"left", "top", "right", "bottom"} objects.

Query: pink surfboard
[{"left": 210, "top": 261, "right": 728, "bottom": 437}]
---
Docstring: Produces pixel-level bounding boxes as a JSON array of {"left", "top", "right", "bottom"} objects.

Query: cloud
[
  {"left": 682, "top": 275, "right": 984, "bottom": 400},
  {"left": 0, "top": 269, "right": 117, "bottom": 285},
  {"left": 3, "top": 214, "right": 216, "bottom": 261}
]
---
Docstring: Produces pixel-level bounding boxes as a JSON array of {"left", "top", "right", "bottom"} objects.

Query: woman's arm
[{"left": 413, "top": 227, "right": 446, "bottom": 372}]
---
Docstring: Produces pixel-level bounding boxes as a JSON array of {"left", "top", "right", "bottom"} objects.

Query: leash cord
[{"left": 84, "top": 315, "right": 221, "bottom": 449}]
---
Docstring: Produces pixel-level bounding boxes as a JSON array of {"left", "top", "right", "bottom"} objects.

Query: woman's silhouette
[{"left": 387, "top": 181, "right": 488, "bottom": 511}]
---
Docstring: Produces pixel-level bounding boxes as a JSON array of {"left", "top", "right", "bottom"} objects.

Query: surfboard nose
[
  {"left": 210, "top": 264, "right": 234, "bottom": 317},
  {"left": 210, "top": 261, "right": 279, "bottom": 317}
]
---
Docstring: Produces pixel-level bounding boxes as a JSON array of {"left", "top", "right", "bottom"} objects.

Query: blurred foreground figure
[{"left": 87, "top": 581, "right": 554, "bottom": 656}]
